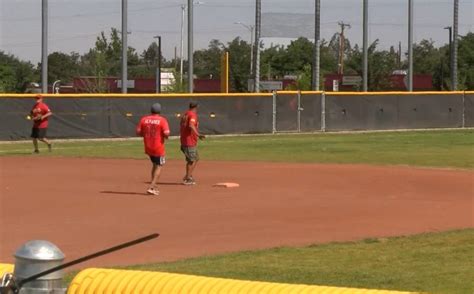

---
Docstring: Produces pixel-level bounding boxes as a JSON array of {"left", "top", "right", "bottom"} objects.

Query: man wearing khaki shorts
[{"left": 180, "top": 101, "right": 205, "bottom": 185}]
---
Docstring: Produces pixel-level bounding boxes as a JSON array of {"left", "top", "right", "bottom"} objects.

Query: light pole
[
  {"left": 41, "top": 0, "right": 48, "bottom": 94},
  {"left": 234, "top": 22, "right": 254, "bottom": 78},
  {"left": 179, "top": 1, "right": 203, "bottom": 89},
  {"left": 180, "top": 4, "right": 185, "bottom": 87},
  {"left": 153, "top": 35, "right": 162, "bottom": 93},
  {"left": 122, "top": 0, "right": 128, "bottom": 94},
  {"left": 444, "top": 26, "right": 453, "bottom": 89}
]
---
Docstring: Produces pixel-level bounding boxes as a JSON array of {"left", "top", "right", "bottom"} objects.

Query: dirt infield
[{"left": 1, "top": 157, "right": 472, "bottom": 268}]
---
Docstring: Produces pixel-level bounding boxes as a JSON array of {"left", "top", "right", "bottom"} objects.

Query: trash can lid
[{"left": 14, "top": 240, "right": 65, "bottom": 261}]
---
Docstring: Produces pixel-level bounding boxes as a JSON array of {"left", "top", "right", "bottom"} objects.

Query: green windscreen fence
[{"left": 0, "top": 92, "right": 471, "bottom": 140}]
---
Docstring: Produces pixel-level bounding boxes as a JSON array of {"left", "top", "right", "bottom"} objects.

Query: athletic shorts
[
  {"left": 149, "top": 155, "right": 166, "bottom": 166},
  {"left": 31, "top": 128, "right": 47, "bottom": 139},
  {"left": 180, "top": 146, "right": 199, "bottom": 163}
]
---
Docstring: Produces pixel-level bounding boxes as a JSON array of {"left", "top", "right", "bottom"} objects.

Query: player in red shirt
[
  {"left": 136, "top": 103, "right": 170, "bottom": 196},
  {"left": 180, "top": 101, "right": 205, "bottom": 185},
  {"left": 30, "top": 94, "right": 53, "bottom": 153}
]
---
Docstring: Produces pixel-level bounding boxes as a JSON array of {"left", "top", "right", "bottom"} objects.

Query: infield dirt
[{"left": 1, "top": 157, "right": 472, "bottom": 268}]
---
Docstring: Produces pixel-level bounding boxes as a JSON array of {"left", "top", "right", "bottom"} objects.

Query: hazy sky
[{"left": 1, "top": 0, "right": 473, "bottom": 64}]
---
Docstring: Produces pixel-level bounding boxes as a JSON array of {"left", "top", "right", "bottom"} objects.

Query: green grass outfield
[
  {"left": 1, "top": 129, "right": 473, "bottom": 169},
  {"left": 3, "top": 130, "right": 474, "bottom": 293},
  {"left": 119, "top": 229, "right": 473, "bottom": 294}
]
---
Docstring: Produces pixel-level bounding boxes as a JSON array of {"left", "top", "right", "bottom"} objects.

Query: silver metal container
[{"left": 14, "top": 240, "right": 66, "bottom": 294}]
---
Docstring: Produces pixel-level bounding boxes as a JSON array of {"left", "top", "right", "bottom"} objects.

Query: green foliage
[
  {"left": 2, "top": 31, "right": 473, "bottom": 93},
  {"left": 227, "top": 38, "right": 252, "bottom": 92},
  {"left": 346, "top": 40, "right": 399, "bottom": 91},
  {"left": 47, "top": 52, "right": 80, "bottom": 83},
  {"left": 0, "top": 51, "right": 37, "bottom": 93},
  {"left": 458, "top": 32, "right": 474, "bottom": 90},
  {"left": 194, "top": 39, "right": 224, "bottom": 80}
]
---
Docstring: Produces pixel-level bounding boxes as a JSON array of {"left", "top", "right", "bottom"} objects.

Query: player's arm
[
  {"left": 136, "top": 119, "right": 144, "bottom": 136},
  {"left": 189, "top": 118, "right": 205, "bottom": 139},
  {"left": 41, "top": 110, "right": 52, "bottom": 120},
  {"left": 162, "top": 119, "right": 170, "bottom": 139}
]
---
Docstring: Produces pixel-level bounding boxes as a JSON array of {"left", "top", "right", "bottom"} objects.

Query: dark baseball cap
[
  {"left": 189, "top": 100, "right": 198, "bottom": 108},
  {"left": 151, "top": 103, "right": 162, "bottom": 114}
]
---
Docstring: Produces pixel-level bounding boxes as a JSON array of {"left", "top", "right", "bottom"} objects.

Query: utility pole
[
  {"left": 41, "top": 0, "right": 48, "bottom": 93},
  {"left": 398, "top": 41, "right": 402, "bottom": 68},
  {"left": 153, "top": 36, "right": 162, "bottom": 93},
  {"left": 180, "top": 5, "right": 185, "bottom": 87},
  {"left": 188, "top": 0, "right": 194, "bottom": 93},
  {"left": 408, "top": 0, "right": 413, "bottom": 92},
  {"left": 121, "top": 0, "right": 128, "bottom": 94},
  {"left": 452, "top": 0, "right": 459, "bottom": 91},
  {"left": 337, "top": 21, "right": 351, "bottom": 75},
  {"left": 362, "top": 0, "right": 368, "bottom": 92},
  {"left": 444, "top": 26, "right": 453, "bottom": 89},
  {"left": 312, "top": 0, "right": 321, "bottom": 91},
  {"left": 254, "top": 0, "right": 261, "bottom": 93}
]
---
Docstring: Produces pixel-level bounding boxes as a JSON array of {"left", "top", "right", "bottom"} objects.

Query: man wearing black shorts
[{"left": 30, "top": 94, "right": 52, "bottom": 153}]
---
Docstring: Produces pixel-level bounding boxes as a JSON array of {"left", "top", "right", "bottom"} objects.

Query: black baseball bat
[{"left": 18, "top": 233, "right": 159, "bottom": 287}]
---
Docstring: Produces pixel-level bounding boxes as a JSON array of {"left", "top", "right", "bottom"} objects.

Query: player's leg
[
  {"left": 147, "top": 156, "right": 165, "bottom": 196},
  {"left": 151, "top": 163, "right": 158, "bottom": 182},
  {"left": 184, "top": 147, "right": 199, "bottom": 185},
  {"left": 37, "top": 128, "right": 52, "bottom": 151},
  {"left": 31, "top": 128, "right": 39, "bottom": 153}
]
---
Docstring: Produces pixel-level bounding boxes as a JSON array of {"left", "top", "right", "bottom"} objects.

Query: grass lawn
[
  {"left": 1, "top": 129, "right": 473, "bottom": 169},
  {"left": 62, "top": 229, "right": 474, "bottom": 294}
]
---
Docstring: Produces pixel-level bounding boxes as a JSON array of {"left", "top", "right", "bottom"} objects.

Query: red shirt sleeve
[
  {"left": 188, "top": 112, "right": 197, "bottom": 127},
  {"left": 41, "top": 103, "right": 51, "bottom": 113}
]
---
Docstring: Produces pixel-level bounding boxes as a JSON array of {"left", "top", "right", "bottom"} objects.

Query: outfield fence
[{"left": 0, "top": 91, "right": 472, "bottom": 140}]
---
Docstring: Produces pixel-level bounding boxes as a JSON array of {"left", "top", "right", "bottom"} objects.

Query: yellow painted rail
[
  {"left": 0, "top": 263, "right": 14, "bottom": 276},
  {"left": 68, "top": 268, "right": 419, "bottom": 294}
]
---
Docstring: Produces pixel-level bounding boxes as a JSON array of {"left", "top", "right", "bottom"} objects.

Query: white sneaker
[
  {"left": 146, "top": 188, "right": 160, "bottom": 196},
  {"left": 183, "top": 178, "right": 196, "bottom": 185}
]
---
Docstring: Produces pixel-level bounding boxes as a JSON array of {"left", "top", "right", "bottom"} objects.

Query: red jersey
[
  {"left": 180, "top": 110, "right": 199, "bottom": 146},
  {"left": 136, "top": 114, "right": 170, "bottom": 156},
  {"left": 31, "top": 102, "right": 51, "bottom": 128}
]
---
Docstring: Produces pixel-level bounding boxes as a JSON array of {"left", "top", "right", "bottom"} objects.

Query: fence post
[
  {"left": 272, "top": 91, "right": 277, "bottom": 134},
  {"left": 462, "top": 91, "right": 466, "bottom": 128},
  {"left": 297, "top": 90, "right": 302, "bottom": 132},
  {"left": 321, "top": 91, "right": 326, "bottom": 132}
]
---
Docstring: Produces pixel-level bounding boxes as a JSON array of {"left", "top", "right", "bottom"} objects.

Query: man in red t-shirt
[
  {"left": 180, "top": 101, "right": 205, "bottom": 185},
  {"left": 30, "top": 94, "right": 53, "bottom": 153},
  {"left": 136, "top": 103, "right": 170, "bottom": 196}
]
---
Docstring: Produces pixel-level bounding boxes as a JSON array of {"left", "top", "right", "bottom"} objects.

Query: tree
[
  {"left": 457, "top": 32, "right": 474, "bottom": 90},
  {"left": 194, "top": 39, "right": 224, "bottom": 79},
  {"left": 46, "top": 52, "right": 80, "bottom": 83},
  {"left": 346, "top": 40, "right": 398, "bottom": 91},
  {"left": 226, "top": 38, "right": 251, "bottom": 92},
  {"left": 412, "top": 39, "right": 441, "bottom": 75},
  {"left": 0, "top": 51, "right": 37, "bottom": 93}
]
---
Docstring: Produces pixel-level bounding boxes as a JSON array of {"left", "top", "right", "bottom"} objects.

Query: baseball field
[{"left": 1, "top": 129, "right": 473, "bottom": 293}]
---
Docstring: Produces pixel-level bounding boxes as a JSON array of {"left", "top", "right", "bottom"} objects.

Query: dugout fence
[{"left": 0, "top": 91, "right": 472, "bottom": 140}]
